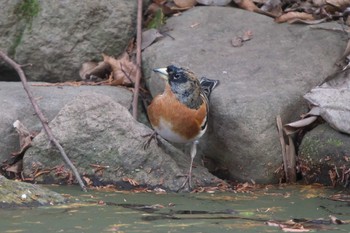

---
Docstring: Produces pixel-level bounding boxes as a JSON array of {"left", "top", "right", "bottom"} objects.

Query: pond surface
[{"left": 1, "top": 184, "right": 350, "bottom": 233}]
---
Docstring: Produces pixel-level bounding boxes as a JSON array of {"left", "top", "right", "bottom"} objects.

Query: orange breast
[{"left": 147, "top": 84, "right": 207, "bottom": 143}]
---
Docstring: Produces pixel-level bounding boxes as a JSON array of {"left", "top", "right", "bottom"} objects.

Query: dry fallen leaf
[
  {"left": 313, "top": 0, "right": 350, "bottom": 10},
  {"left": 141, "top": 29, "right": 163, "bottom": 50},
  {"left": 174, "top": 0, "right": 197, "bottom": 8},
  {"left": 190, "top": 22, "right": 200, "bottom": 28},
  {"left": 13, "top": 120, "right": 32, "bottom": 151},
  {"left": 329, "top": 169, "right": 337, "bottom": 187},
  {"left": 103, "top": 53, "right": 137, "bottom": 86},
  {"left": 275, "top": 12, "right": 315, "bottom": 23},
  {"left": 79, "top": 62, "right": 97, "bottom": 80},
  {"left": 231, "top": 30, "right": 253, "bottom": 47},
  {"left": 266, "top": 219, "right": 335, "bottom": 232},
  {"left": 329, "top": 215, "right": 344, "bottom": 224},
  {"left": 145, "top": 2, "right": 174, "bottom": 16},
  {"left": 122, "top": 177, "right": 140, "bottom": 186},
  {"left": 329, "top": 193, "right": 350, "bottom": 201},
  {"left": 242, "top": 30, "right": 253, "bottom": 41},
  {"left": 4, "top": 120, "right": 34, "bottom": 176},
  {"left": 5, "top": 160, "right": 23, "bottom": 174},
  {"left": 286, "top": 18, "right": 327, "bottom": 24},
  {"left": 231, "top": 37, "right": 243, "bottom": 47},
  {"left": 260, "top": 0, "right": 283, "bottom": 16},
  {"left": 281, "top": 226, "right": 310, "bottom": 232},
  {"left": 79, "top": 61, "right": 112, "bottom": 80},
  {"left": 283, "top": 116, "right": 318, "bottom": 135},
  {"left": 82, "top": 176, "right": 93, "bottom": 186},
  {"left": 233, "top": 0, "right": 259, "bottom": 11},
  {"left": 145, "top": 2, "right": 161, "bottom": 16},
  {"left": 153, "top": 0, "right": 167, "bottom": 4}
]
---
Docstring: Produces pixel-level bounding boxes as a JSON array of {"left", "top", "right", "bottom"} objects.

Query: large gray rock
[
  {"left": 23, "top": 92, "right": 219, "bottom": 191},
  {"left": 0, "top": 82, "right": 132, "bottom": 162},
  {"left": 0, "top": 0, "right": 22, "bottom": 81},
  {"left": 142, "top": 6, "right": 345, "bottom": 183},
  {"left": 0, "top": 1, "right": 137, "bottom": 82}
]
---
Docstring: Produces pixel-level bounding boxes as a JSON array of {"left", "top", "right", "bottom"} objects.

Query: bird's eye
[{"left": 174, "top": 73, "right": 180, "bottom": 79}]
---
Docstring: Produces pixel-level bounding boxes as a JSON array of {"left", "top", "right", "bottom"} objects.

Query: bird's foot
[
  {"left": 142, "top": 131, "right": 160, "bottom": 149},
  {"left": 177, "top": 173, "right": 193, "bottom": 192}
]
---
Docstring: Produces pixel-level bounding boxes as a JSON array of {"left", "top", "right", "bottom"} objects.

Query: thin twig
[
  {"left": 0, "top": 50, "right": 87, "bottom": 192},
  {"left": 132, "top": 0, "right": 143, "bottom": 119},
  {"left": 120, "top": 63, "right": 134, "bottom": 84}
]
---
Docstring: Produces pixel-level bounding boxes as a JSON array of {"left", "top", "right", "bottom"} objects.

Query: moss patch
[
  {"left": 299, "top": 137, "right": 321, "bottom": 160},
  {"left": 326, "top": 138, "right": 343, "bottom": 147},
  {"left": 8, "top": 29, "right": 24, "bottom": 57},
  {"left": 14, "top": 0, "right": 40, "bottom": 23},
  {"left": 8, "top": 0, "right": 40, "bottom": 56}
]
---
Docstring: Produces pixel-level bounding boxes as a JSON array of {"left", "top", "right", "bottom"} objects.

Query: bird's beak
[{"left": 153, "top": 68, "right": 169, "bottom": 80}]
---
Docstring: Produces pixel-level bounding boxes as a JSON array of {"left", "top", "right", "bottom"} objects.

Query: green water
[{"left": 1, "top": 185, "right": 350, "bottom": 233}]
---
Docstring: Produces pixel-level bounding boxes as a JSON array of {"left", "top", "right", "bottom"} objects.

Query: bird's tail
[{"left": 200, "top": 77, "right": 219, "bottom": 99}]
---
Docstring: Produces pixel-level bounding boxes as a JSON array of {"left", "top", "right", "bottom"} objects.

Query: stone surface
[
  {"left": 0, "top": 82, "right": 132, "bottom": 163},
  {"left": 0, "top": 175, "right": 65, "bottom": 207},
  {"left": 142, "top": 6, "right": 345, "bottom": 183},
  {"left": 298, "top": 123, "right": 350, "bottom": 186},
  {"left": 0, "top": 1, "right": 137, "bottom": 82},
  {"left": 23, "top": 92, "right": 219, "bottom": 191},
  {"left": 0, "top": 0, "right": 22, "bottom": 81}
]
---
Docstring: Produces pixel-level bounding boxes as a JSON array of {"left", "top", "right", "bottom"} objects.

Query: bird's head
[
  {"left": 153, "top": 65, "right": 202, "bottom": 109},
  {"left": 153, "top": 65, "right": 199, "bottom": 88}
]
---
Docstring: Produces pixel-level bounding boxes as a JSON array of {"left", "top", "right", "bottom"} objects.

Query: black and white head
[{"left": 153, "top": 65, "right": 203, "bottom": 109}]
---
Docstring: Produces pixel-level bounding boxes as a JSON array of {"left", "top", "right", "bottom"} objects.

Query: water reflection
[{"left": 0, "top": 184, "right": 349, "bottom": 233}]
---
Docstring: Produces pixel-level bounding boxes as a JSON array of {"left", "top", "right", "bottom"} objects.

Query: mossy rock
[
  {"left": 299, "top": 123, "right": 350, "bottom": 186},
  {"left": 0, "top": 175, "right": 65, "bottom": 208}
]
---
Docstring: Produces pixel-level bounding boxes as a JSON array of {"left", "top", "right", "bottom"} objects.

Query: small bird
[{"left": 147, "top": 65, "right": 219, "bottom": 190}]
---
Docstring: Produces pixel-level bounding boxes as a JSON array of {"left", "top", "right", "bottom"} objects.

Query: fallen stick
[
  {"left": 276, "top": 115, "right": 289, "bottom": 182},
  {"left": 0, "top": 50, "right": 87, "bottom": 192}
]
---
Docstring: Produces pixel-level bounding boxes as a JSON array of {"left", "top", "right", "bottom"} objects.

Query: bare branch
[
  {"left": 0, "top": 50, "right": 87, "bottom": 192},
  {"left": 120, "top": 62, "right": 134, "bottom": 84},
  {"left": 132, "top": 0, "right": 143, "bottom": 119}
]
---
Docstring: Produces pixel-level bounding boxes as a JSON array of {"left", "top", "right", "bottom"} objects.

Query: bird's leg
[
  {"left": 188, "top": 140, "right": 198, "bottom": 188},
  {"left": 142, "top": 131, "right": 159, "bottom": 149},
  {"left": 178, "top": 140, "right": 199, "bottom": 191}
]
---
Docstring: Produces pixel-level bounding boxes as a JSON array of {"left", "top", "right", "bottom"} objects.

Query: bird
[{"left": 147, "top": 65, "right": 219, "bottom": 190}]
